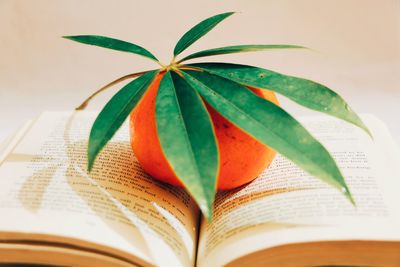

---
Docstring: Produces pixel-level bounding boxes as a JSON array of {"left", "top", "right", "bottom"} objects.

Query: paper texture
[
  {"left": 0, "top": 112, "right": 199, "bottom": 267},
  {"left": 197, "top": 115, "right": 400, "bottom": 267}
]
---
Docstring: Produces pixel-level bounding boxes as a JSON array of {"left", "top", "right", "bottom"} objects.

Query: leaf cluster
[{"left": 64, "top": 12, "right": 370, "bottom": 219}]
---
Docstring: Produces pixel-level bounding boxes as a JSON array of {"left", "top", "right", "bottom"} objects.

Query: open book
[{"left": 0, "top": 111, "right": 400, "bottom": 267}]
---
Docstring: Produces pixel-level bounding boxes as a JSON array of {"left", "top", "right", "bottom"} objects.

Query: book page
[
  {"left": 197, "top": 115, "right": 400, "bottom": 267},
  {"left": 0, "top": 120, "right": 33, "bottom": 164},
  {"left": 0, "top": 111, "right": 199, "bottom": 267}
]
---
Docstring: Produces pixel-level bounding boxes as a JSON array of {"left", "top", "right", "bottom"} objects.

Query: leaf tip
[
  {"left": 63, "top": 35, "right": 81, "bottom": 43},
  {"left": 218, "top": 11, "right": 236, "bottom": 21},
  {"left": 225, "top": 11, "right": 236, "bottom": 16},
  {"left": 346, "top": 192, "right": 356, "bottom": 207},
  {"left": 87, "top": 159, "right": 94, "bottom": 173},
  {"left": 87, "top": 135, "right": 99, "bottom": 174},
  {"left": 295, "top": 45, "right": 309, "bottom": 50},
  {"left": 211, "top": 11, "right": 236, "bottom": 18},
  {"left": 200, "top": 203, "right": 213, "bottom": 223},
  {"left": 87, "top": 149, "right": 95, "bottom": 173},
  {"left": 341, "top": 185, "right": 356, "bottom": 206},
  {"left": 351, "top": 114, "right": 373, "bottom": 139},
  {"left": 363, "top": 125, "right": 373, "bottom": 139}
]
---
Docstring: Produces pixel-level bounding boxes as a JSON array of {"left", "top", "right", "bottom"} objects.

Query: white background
[{"left": 1, "top": 0, "right": 399, "bottom": 144}]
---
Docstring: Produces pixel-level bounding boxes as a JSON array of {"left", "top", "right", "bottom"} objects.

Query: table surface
[{"left": 1, "top": 0, "right": 399, "bottom": 145}]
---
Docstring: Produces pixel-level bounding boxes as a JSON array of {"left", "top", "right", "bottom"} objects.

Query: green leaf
[
  {"left": 156, "top": 71, "right": 219, "bottom": 219},
  {"left": 173, "top": 12, "right": 234, "bottom": 57},
  {"left": 63, "top": 35, "right": 159, "bottom": 61},
  {"left": 189, "top": 63, "right": 370, "bottom": 136},
  {"left": 88, "top": 70, "right": 158, "bottom": 171},
  {"left": 181, "top": 69, "right": 354, "bottom": 204},
  {"left": 179, "top": 44, "right": 306, "bottom": 62}
]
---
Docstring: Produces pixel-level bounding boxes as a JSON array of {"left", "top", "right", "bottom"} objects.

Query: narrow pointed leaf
[
  {"left": 155, "top": 71, "right": 219, "bottom": 219},
  {"left": 179, "top": 44, "right": 306, "bottom": 62},
  {"left": 190, "top": 63, "right": 370, "bottom": 136},
  {"left": 174, "top": 12, "right": 234, "bottom": 56},
  {"left": 156, "top": 71, "right": 219, "bottom": 219},
  {"left": 182, "top": 70, "right": 354, "bottom": 203},
  {"left": 64, "top": 35, "right": 159, "bottom": 61},
  {"left": 88, "top": 70, "right": 158, "bottom": 171}
]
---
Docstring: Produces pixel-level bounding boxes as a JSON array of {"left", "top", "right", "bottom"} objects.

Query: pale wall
[{"left": 1, "top": 0, "right": 399, "bottom": 143}]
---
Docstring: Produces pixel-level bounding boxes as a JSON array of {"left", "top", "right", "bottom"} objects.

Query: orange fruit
[{"left": 130, "top": 71, "right": 278, "bottom": 190}]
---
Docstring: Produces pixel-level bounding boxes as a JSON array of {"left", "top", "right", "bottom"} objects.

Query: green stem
[{"left": 75, "top": 70, "right": 150, "bottom": 110}]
